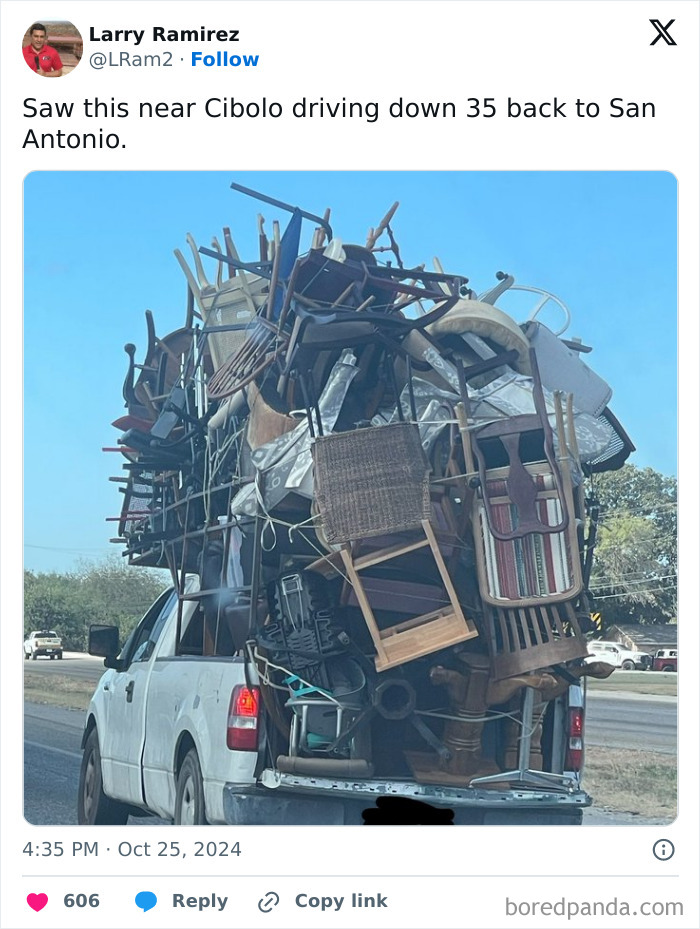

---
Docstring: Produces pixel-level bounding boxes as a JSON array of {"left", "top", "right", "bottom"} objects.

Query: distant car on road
[
  {"left": 652, "top": 649, "right": 677, "bottom": 672},
  {"left": 585, "top": 641, "right": 651, "bottom": 671},
  {"left": 24, "top": 630, "right": 63, "bottom": 660}
]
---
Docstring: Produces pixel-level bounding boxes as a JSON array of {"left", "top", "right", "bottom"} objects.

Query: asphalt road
[
  {"left": 24, "top": 651, "right": 106, "bottom": 683},
  {"left": 24, "top": 703, "right": 84, "bottom": 825},
  {"left": 24, "top": 703, "right": 164, "bottom": 826},
  {"left": 585, "top": 691, "right": 676, "bottom": 755}
]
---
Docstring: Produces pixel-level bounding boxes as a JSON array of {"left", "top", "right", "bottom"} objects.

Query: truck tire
[
  {"left": 31, "top": 652, "right": 37, "bottom": 660},
  {"left": 78, "top": 728, "right": 129, "bottom": 825},
  {"left": 24, "top": 650, "right": 29, "bottom": 660},
  {"left": 57, "top": 652, "right": 63, "bottom": 659},
  {"left": 621, "top": 660, "right": 635, "bottom": 670},
  {"left": 175, "top": 749, "right": 208, "bottom": 825}
]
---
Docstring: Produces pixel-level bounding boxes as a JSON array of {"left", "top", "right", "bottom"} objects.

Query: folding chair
[{"left": 312, "top": 423, "right": 477, "bottom": 672}]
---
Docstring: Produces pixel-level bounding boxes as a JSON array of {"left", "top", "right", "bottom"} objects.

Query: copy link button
[
  {"left": 652, "top": 839, "right": 675, "bottom": 861},
  {"left": 258, "top": 892, "right": 279, "bottom": 913}
]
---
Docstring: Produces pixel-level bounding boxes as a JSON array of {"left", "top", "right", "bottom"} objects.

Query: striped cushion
[{"left": 478, "top": 474, "right": 577, "bottom": 601}]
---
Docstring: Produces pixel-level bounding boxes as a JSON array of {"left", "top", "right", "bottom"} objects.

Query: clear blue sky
[{"left": 24, "top": 171, "right": 677, "bottom": 572}]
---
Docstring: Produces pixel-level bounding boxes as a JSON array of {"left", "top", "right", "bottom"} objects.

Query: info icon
[{"left": 652, "top": 839, "right": 675, "bottom": 861}]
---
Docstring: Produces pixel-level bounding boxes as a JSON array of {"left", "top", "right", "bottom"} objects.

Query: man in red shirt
[{"left": 23, "top": 23, "right": 63, "bottom": 77}]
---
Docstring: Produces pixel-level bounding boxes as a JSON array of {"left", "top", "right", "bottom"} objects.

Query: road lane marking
[{"left": 24, "top": 740, "right": 81, "bottom": 760}]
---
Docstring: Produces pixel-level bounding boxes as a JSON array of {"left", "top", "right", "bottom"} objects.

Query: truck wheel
[
  {"left": 662, "top": 665, "right": 674, "bottom": 672},
  {"left": 31, "top": 652, "right": 37, "bottom": 660},
  {"left": 621, "top": 660, "right": 635, "bottom": 671},
  {"left": 78, "top": 728, "right": 129, "bottom": 825},
  {"left": 175, "top": 749, "right": 207, "bottom": 825},
  {"left": 57, "top": 653, "right": 63, "bottom": 660},
  {"left": 24, "top": 651, "right": 29, "bottom": 660}
]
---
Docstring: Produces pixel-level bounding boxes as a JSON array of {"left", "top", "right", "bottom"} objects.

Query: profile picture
[{"left": 22, "top": 21, "right": 82, "bottom": 77}]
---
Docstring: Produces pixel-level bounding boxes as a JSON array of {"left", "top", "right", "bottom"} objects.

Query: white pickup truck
[
  {"left": 585, "top": 640, "right": 652, "bottom": 671},
  {"left": 79, "top": 581, "right": 590, "bottom": 826},
  {"left": 24, "top": 630, "right": 63, "bottom": 660}
]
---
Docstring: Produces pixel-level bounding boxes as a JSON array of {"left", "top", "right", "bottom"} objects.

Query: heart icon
[{"left": 27, "top": 894, "right": 48, "bottom": 912}]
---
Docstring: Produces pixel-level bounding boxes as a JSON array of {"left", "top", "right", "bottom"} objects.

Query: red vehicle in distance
[{"left": 652, "top": 649, "right": 677, "bottom": 672}]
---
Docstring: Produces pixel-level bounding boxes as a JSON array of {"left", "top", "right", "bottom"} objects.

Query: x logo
[{"left": 650, "top": 19, "right": 677, "bottom": 45}]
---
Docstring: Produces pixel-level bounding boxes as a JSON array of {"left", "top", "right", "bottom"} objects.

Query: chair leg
[
  {"left": 421, "top": 520, "right": 466, "bottom": 625},
  {"left": 339, "top": 545, "right": 388, "bottom": 666}
]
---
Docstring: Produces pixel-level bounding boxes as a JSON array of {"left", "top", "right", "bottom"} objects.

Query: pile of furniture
[{"left": 106, "top": 182, "right": 632, "bottom": 783}]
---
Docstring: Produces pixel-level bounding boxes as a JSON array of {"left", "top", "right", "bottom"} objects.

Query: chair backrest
[
  {"left": 201, "top": 274, "right": 267, "bottom": 371},
  {"left": 471, "top": 350, "right": 569, "bottom": 541},
  {"left": 312, "top": 423, "right": 431, "bottom": 545}
]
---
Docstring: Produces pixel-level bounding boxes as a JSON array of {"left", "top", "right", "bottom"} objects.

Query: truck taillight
[
  {"left": 227, "top": 685, "right": 260, "bottom": 751},
  {"left": 565, "top": 706, "right": 584, "bottom": 771}
]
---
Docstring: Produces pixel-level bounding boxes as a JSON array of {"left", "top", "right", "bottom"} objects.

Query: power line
[
  {"left": 592, "top": 533, "right": 677, "bottom": 548},
  {"left": 594, "top": 585, "right": 677, "bottom": 601},
  {"left": 589, "top": 574, "right": 677, "bottom": 592},
  {"left": 596, "top": 506, "right": 676, "bottom": 523},
  {"left": 25, "top": 543, "right": 112, "bottom": 554},
  {"left": 594, "top": 578, "right": 677, "bottom": 593}
]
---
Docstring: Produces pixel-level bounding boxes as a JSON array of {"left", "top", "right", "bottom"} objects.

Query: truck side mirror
[{"left": 88, "top": 624, "right": 120, "bottom": 661}]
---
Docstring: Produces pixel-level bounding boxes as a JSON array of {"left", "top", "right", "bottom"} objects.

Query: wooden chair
[
  {"left": 483, "top": 600, "right": 588, "bottom": 680},
  {"left": 311, "top": 423, "right": 477, "bottom": 672},
  {"left": 464, "top": 362, "right": 589, "bottom": 677},
  {"left": 468, "top": 352, "right": 583, "bottom": 609}
]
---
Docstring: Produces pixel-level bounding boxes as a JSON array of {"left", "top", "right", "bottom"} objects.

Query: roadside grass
[
  {"left": 587, "top": 672, "right": 677, "bottom": 697},
  {"left": 24, "top": 672, "right": 93, "bottom": 712},
  {"left": 583, "top": 746, "right": 676, "bottom": 819}
]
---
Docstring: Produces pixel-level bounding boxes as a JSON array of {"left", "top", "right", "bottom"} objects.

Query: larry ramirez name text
[{"left": 89, "top": 27, "right": 240, "bottom": 46}]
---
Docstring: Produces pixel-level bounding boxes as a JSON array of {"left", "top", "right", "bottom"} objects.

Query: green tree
[
  {"left": 587, "top": 464, "right": 677, "bottom": 625},
  {"left": 72, "top": 559, "right": 167, "bottom": 643},
  {"left": 24, "top": 570, "right": 93, "bottom": 650},
  {"left": 24, "top": 560, "right": 166, "bottom": 651}
]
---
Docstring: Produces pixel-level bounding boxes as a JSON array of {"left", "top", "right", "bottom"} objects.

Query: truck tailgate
[{"left": 222, "top": 769, "right": 590, "bottom": 825}]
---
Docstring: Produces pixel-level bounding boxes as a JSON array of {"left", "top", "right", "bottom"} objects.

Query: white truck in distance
[
  {"left": 585, "top": 641, "right": 652, "bottom": 671},
  {"left": 80, "top": 582, "right": 589, "bottom": 826},
  {"left": 24, "top": 630, "right": 63, "bottom": 660}
]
